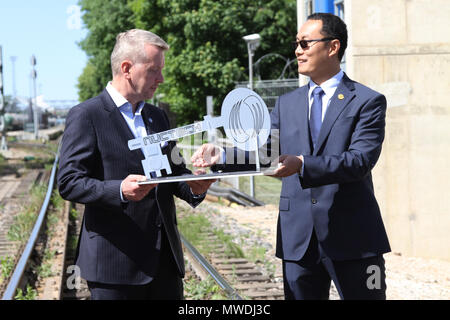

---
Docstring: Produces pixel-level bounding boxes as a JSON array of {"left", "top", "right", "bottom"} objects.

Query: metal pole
[
  {"left": 247, "top": 43, "right": 255, "bottom": 198},
  {"left": 10, "top": 56, "right": 17, "bottom": 99},
  {"left": 31, "top": 55, "right": 38, "bottom": 140},
  {"left": 0, "top": 46, "right": 7, "bottom": 151}
]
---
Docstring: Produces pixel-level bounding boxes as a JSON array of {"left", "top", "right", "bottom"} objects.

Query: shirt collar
[
  {"left": 308, "top": 69, "right": 344, "bottom": 99},
  {"left": 105, "top": 82, "right": 145, "bottom": 113}
]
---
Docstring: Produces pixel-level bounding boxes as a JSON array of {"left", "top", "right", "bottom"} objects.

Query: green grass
[
  {"left": 36, "top": 249, "right": 56, "bottom": 278},
  {"left": 0, "top": 255, "right": 15, "bottom": 284},
  {"left": 183, "top": 275, "right": 228, "bottom": 300},
  {"left": 238, "top": 175, "right": 281, "bottom": 206},
  {"left": 15, "top": 284, "right": 37, "bottom": 300},
  {"left": 178, "top": 214, "right": 212, "bottom": 248},
  {"left": 212, "top": 229, "right": 245, "bottom": 258},
  {"left": 7, "top": 183, "right": 47, "bottom": 243}
]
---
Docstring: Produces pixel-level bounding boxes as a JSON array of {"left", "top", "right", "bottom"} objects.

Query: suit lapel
[
  {"left": 100, "top": 90, "right": 135, "bottom": 140},
  {"left": 313, "top": 74, "right": 355, "bottom": 155},
  {"left": 99, "top": 90, "right": 144, "bottom": 162}
]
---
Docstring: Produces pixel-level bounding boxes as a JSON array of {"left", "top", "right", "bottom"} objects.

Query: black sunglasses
[{"left": 292, "top": 37, "right": 335, "bottom": 50}]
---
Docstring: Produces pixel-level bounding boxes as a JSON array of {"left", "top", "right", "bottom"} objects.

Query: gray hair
[{"left": 110, "top": 29, "right": 169, "bottom": 76}]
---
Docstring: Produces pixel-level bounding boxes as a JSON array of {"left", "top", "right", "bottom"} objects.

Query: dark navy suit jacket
[
  {"left": 57, "top": 90, "right": 203, "bottom": 285},
  {"left": 272, "top": 74, "right": 391, "bottom": 262},
  {"left": 216, "top": 74, "right": 391, "bottom": 262}
]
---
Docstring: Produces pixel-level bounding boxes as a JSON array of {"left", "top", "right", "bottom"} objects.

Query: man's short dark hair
[{"left": 307, "top": 13, "right": 347, "bottom": 61}]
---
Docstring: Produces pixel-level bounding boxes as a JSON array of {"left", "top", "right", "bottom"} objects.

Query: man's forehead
[{"left": 297, "top": 19, "right": 322, "bottom": 39}]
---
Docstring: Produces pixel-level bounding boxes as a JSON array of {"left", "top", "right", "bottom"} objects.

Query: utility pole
[
  {"left": 31, "top": 55, "right": 38, "bottom": 140},
  {"left": 0, "top": 46, "right": 8, "bottom": 151},
  {"left": 10, "top": 56, "right": 17, "bottom": 99},
  {"left": 243, "top": 34, "right": 261, "bottom": 198}
]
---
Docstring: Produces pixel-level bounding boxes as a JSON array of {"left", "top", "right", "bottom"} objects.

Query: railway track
[
  {"left": 1, "top": 154, "right": 284, "bottom": 300},
  {"left": 0, "top": 169, "right": 49, "bottom": 296},
  {"left": 183, "top": 230, "right": 284, "bottom": 300}
]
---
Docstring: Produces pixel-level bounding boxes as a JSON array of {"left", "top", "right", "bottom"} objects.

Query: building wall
[{"left": 346, "top": 0, "right": 450, "bottom": 260}]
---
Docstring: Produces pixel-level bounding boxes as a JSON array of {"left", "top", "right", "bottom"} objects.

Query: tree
[
  {"left": 77, "top": 0, "right": 135, "bottom": 100},
  {"left": 77, "top": 0, "right": 297, "bottom": 124}
]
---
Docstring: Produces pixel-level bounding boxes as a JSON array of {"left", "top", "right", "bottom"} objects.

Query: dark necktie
[{"left": 309, "top": 86, "right": 324, "bottom": 148}]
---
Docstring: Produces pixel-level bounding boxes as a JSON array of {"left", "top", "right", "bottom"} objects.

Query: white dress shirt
[
  {"left": 307, "top": 69, "right": 344, "bottom": 121},
  {"left": 300, "top": 70, "right": 344, "bottom": 176}
]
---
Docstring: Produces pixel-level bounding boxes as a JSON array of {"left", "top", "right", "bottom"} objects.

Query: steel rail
[
  {"left": 180, "top": 234, "right": 243, "bottom": 300},
  {"left": 2, "top": 147, "right": 59, "bottom": 300}
]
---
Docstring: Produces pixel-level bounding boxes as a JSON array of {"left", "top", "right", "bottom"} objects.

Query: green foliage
[
  {"left": 77, "top": 0, "right": 297, "bottom": 124},
  {"left": 15, "top": 284, "right": 37, "bottom": 300},
  {"left": 177, "top": 213, "right": 211, "bottom": 247},
  {"left": 69, "top": 207, "right": 79, "bottom": 221},
  {"left": 0, "top": 256, "right": 15, "bottom": 283},
  {"left": 36, "top": 249, "right": 57, "bottom": 278},
  {"left": 77, "top": 0, "right": 135, "bottom": 99},
  {"left": 213, "top": 229, "right": 245, "bottom": 258},
  {"left": 50, "top": 189, "right": 64, "bottom": 211},
  {"left": 184, "top": 275, "right": 228, "bottom": 300},
  {"left": 7, "top": 184, "right": 47, "bottom": 243}
]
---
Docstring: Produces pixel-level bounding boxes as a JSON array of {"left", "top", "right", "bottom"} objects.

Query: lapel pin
[{"left": 338, "top": 94, "right": 344, "bottom": 100}]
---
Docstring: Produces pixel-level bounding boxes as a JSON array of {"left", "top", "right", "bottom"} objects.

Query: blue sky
[{"left": 0, "top": 1, "right": 88, "bottom": 102}]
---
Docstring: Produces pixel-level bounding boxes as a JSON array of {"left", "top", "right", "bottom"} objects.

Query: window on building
[
  {"left": 334, "top": 0, "right": 346, "bottom": 71},
  {"left": 334, "top": 0, "right": 344, "bottom": 19}
]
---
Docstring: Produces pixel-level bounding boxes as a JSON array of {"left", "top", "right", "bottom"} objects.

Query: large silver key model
[{"left": 128, "top": 88, "right": 271, "bottom": 180}]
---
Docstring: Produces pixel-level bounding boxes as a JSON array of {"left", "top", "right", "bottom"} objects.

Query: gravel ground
[{"left": 197, "top": 200, "right": 450, "bottom": 300}]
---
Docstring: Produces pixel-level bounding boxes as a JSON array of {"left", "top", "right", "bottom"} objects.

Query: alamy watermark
[
  {"left": 366, "top": 264, "right": 381, "bottom": 290},
  {"left": 66, "top": 5, "right": 82, "bottom": 30},
  {"left": 66, "top": 265, "right": 81, "bottom": 290}
]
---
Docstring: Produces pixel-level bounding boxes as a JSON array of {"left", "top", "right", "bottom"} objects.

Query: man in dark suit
[
  {"left": 57, "top": 29, "right": 215, "bottom": 300},
  {"left": 192, "top": 13, "right": 390, "bottom": 299}
]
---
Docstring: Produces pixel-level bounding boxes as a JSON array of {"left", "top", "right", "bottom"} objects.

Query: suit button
[{"left": 311, "top": 198, "right": 317, "bottom": 204}]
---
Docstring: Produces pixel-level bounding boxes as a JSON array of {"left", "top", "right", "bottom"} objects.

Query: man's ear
[
  {"left": 121, "top": 60, "right": 132, "bottom": 79},
  {"left": 328, "top": 39, "right": 341, "bottom": 59}
]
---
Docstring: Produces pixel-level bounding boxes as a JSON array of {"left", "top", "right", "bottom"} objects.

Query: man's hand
[
  {"left": 270, "top": 155, "right": 303, "bottom": 178},
  {"left": 191, "top": 143, "right": 221, "bottom": 167},
  {"left": 186, "top": 169, "right": 217, "bottom": 195},
  {"left": 122, "top": 174, "right": 157, "bottom": 201}
]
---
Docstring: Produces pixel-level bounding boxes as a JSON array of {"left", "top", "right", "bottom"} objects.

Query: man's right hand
[
  {"left": 191, "top": 143, "right": 222, "bottom": 168},
  {"left": 121, "top": 174, "right": 157, "bottom": 201}
]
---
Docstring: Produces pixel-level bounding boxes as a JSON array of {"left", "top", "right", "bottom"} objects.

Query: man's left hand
[{"left": 186, "top": 169, "right": 217, "bottom": 195}]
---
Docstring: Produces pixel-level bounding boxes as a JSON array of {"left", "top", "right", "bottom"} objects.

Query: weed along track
[
  {"left": 0, "top": 169, "right": 48, "bottom": 297},
  {"left": 192, "top": 232, "right": 284, "bottom": 299},
  {"left": 178, "top": 200, "right": 284, "bottom": 300}
]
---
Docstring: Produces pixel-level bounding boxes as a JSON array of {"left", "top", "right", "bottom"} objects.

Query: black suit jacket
[{"left": 57, "top": 89, "right": 203, "bottom": 284}]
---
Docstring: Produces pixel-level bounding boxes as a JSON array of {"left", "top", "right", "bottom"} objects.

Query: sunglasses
[{"left": 292, "top": 37, "right": 335, "bottom": 50}]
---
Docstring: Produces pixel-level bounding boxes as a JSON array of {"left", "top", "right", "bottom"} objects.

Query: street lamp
[
  {"left": 243, "top": 33, "right": 261, "bottom": 198},
  {"left": 243, "top": 33, "right": 261, "bottom": 91}
]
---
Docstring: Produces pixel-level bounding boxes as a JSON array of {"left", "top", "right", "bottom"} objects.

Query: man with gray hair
[{"left": 58, "top": 29, "right": 215, "bottom": 299}]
